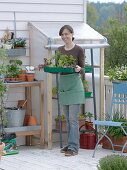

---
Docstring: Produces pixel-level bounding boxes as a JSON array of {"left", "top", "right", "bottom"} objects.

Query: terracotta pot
[
  {"left": 10, "top": 78, "right": 16, "bottom": 81},
  {"left": 55, "top": 119, "right": 86, "bottom": 132},
  {"left": 27, "top": 115, "right": 37, "bottom": 126},
  {"left": 26, "top": 74, "right": 35, "bottom": 82},
  {"left": 14, "top": 46, "right": 25, "bottom": 49},
  {"left": 17, "top": 100, "right": 27, "bottom": 109},
  {"left": 55, "top": 119, "right": 67, "bottom": 131},
  {"left": 18, "top": 74, "right": 26, "bottom": 81},
  {"left": 102, "top": 136, "right": 127, "bottom": 152},
  {"left": 5, "top": 78, "right": 10, "bottom": 81},
  {"left": 0, "top": 142, "right": 5, "bottom": 159}
]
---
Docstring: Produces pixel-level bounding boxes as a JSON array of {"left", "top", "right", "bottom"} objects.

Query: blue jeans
[{"left": 62, "top": 104, "right": 80, "bottom": 153}]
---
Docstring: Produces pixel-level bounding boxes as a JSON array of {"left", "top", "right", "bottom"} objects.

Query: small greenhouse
[{"left": 28, "top": 22, "right": 109, "bottom": 148}]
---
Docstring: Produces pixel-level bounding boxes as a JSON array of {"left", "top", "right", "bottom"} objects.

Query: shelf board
[
  {"left": 4, "top": 48, "right": 26, "bottom": 56},
  {"left": 52, "top": 129, "right": 67, "bottom": 133},
  {"left": 4, "top": 125, "right": 41, "bottom": 133}
]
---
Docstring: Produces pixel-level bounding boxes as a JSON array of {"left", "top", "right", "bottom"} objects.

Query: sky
[{"left": 88, "top": 0, "right": 126, "bottom": 3}]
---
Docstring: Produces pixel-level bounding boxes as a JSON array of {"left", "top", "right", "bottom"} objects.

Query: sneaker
[
  {"left": 65, "top": 149, "right": 78, "bottom": 156},
  {"left": 60, "top": 146, "right": 68, "bottom": 153}
]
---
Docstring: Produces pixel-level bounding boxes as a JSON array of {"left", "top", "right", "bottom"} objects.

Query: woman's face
[{"left": 61, "top": 28, "right": 73, "bottom": 44}]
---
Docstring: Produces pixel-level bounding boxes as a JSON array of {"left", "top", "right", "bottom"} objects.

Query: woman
[{"left": 58, "top": 25, "right": 85, "bottom": 156}]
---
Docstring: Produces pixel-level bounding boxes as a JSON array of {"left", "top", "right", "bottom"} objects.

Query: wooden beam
[
  {"left": 16, "top": 130, "right": 41, "bottom": 136},
  {"left": 40, "top": 81, "right": 45, "bottom": 148},
  {"left": 47, "top": 50, "right": 52, "bottom": 150},
  {"left": 100, "top": 48, "right": 104, "bottom": 120}
]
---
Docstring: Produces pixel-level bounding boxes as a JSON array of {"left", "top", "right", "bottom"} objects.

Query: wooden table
[{"left": 4, "top": 80, "right": 45, "bottom": 148}]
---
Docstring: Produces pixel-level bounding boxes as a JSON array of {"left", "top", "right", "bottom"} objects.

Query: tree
[
  {"left": 87, "top": 3, "right": 99, "bottom": 27},
  {"left": 105, "top": 19, "right": 127, "bottom": 72}
]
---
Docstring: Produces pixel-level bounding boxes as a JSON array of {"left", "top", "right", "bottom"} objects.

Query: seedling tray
[
  {"left": 85, "top": 67, "right": 92, "bottom": 72},
  {"left": 44, "top": 67, "right": 75, "bottom": 73},
  {"left": 84, "top": 92, "right": 92, "bottom": 98}
]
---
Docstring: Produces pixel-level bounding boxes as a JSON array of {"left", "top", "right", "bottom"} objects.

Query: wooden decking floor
[{"left": 0, "top": 144, "right": 127, "bottom": 170}]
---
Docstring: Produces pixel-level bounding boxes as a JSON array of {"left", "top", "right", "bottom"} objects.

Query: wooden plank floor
[{"left": 0, "top": 144, "right": 127, "bottom": 170}]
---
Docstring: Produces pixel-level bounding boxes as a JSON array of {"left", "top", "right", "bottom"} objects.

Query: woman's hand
[{"left": 75, "top": 65, "right": 81, "bottom": 72}]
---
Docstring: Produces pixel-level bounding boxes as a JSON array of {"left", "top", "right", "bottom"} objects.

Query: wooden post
[
  {"left": 47, "top": 50, "right": 53, "bottom": 149},
  {"left": 40, "top": 81, "right": 45, "bottom": 148},
  {"left": 100, "top": 48, "right": 104, "bottom": 120},
  {"left": 25, "top": 87, "right": 32, "bottom": 145}
]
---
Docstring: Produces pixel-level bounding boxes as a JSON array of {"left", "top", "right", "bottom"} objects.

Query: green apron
[{"left": 59, "top": 73, "right": 84, "bottom": 105}]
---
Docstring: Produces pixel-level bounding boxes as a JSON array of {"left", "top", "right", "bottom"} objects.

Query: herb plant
[
  {"left": 97, "top": 154, "right": 127, "bottom": 170},
  {"left": 108, "top": 112, "right": 127, "bottom": 139},
  {"left": 6, "top": 59, "right": 22, "bottom": 78},
  {"left": 107, "top": 66, "right": 127, "bottom": 81},
  {"left": 45, "top": 50, "right": 76, "bottom": 67}
]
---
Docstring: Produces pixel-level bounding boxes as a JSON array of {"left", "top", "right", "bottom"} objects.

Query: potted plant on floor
[
  {"left": 85, "top": 112, "right": 93, "bottom": 130},
  {"left": 102, "top": 112, "right": 127, "bottom": 152}
]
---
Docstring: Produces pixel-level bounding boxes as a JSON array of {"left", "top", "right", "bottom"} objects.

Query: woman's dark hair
[{"left": 59, "top": 25, "right": 74, "bottom": 41}]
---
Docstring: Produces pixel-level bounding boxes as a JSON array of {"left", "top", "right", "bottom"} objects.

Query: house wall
[
  {"left": 0, "top": 0, "right": 86, "bottom": 104},
  {"left": 0, "top": 0, "right": 86, "bottom": 144}
]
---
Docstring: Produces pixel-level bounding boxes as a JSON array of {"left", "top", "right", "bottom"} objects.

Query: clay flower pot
[
  {"left": 17, "top": 100, "right": 27, "bottom": 109},
  {"left": 0, "top": 142, "right": 5, "bottom": 159},
  {"left": 102, "top": 136, "right": 127, "bottom": 152},
  {"left": 18, "top": 73, "right": 26, "bottom": 81},
  {"left": 27, "top": 115, "right": 37, "bottom": 126},
  {"left": 55, "top": 119, "right": 67, "bottom": 131},
  {"left": 26, "top": 73, "right": 35, "bottom": 82}
]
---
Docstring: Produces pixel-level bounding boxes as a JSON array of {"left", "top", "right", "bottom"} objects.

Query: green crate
[
  {"left": 85, "top": 67, "right": 92, "bottom": 72},
  {"left": 44, "top": 67, "right": 75, "bottom": 73},
  {"left": 84, "top": 92, "right": 92, "bottom": 98}
]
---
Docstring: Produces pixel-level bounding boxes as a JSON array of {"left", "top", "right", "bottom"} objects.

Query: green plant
[
  {"left": 105, "top": 19, "right": 127, "bottom": 73},
  {"left": 13, "top": 37, "right": 26, "bottom": 48},
  {"left": 55, "top": 114, "right": 66, "bottom": 120},
  {"left": 44, "top": 50, "right": 76, "bottom": 67},
  {"left": 97, "top": 154, "right": 127, "bottom": 170},
  {"left": 55, "top": 114, "right": 86, "bottom": 120},
  {"left": 6, "top": 59, "right": 22, "bottom": 78},
  {"left": 106, "top": 66, "right": 127, "bottom": 81},
  {"left": 86, "top": 112, "right": 93, "bottom": 122},
  {"left": 78, "top": 113, "right": 87, "bottom": 119},
  {"left": 0, "top": 49, "right": 8, "bottom": 127},
  {"left": 82, "top": 79, "right": 89, "bottom": 91},
  {"left": 52, "top": 87, "right": 58, "bottom": 95},
  {"left": 108, "top": 112, "right": 127, "bottom": 139}
]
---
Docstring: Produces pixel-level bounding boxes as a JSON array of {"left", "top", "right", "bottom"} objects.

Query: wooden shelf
[
  {"left": 4, "top": 80, "right": 45, "bottom": 148},
  {"left": 4, "top": 48, "right": 26, "bottom": 56}
]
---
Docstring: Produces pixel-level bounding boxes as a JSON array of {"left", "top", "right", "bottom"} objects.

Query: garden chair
[{"left": 92, "top": 82, "right": 127, "bottom": 157}]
